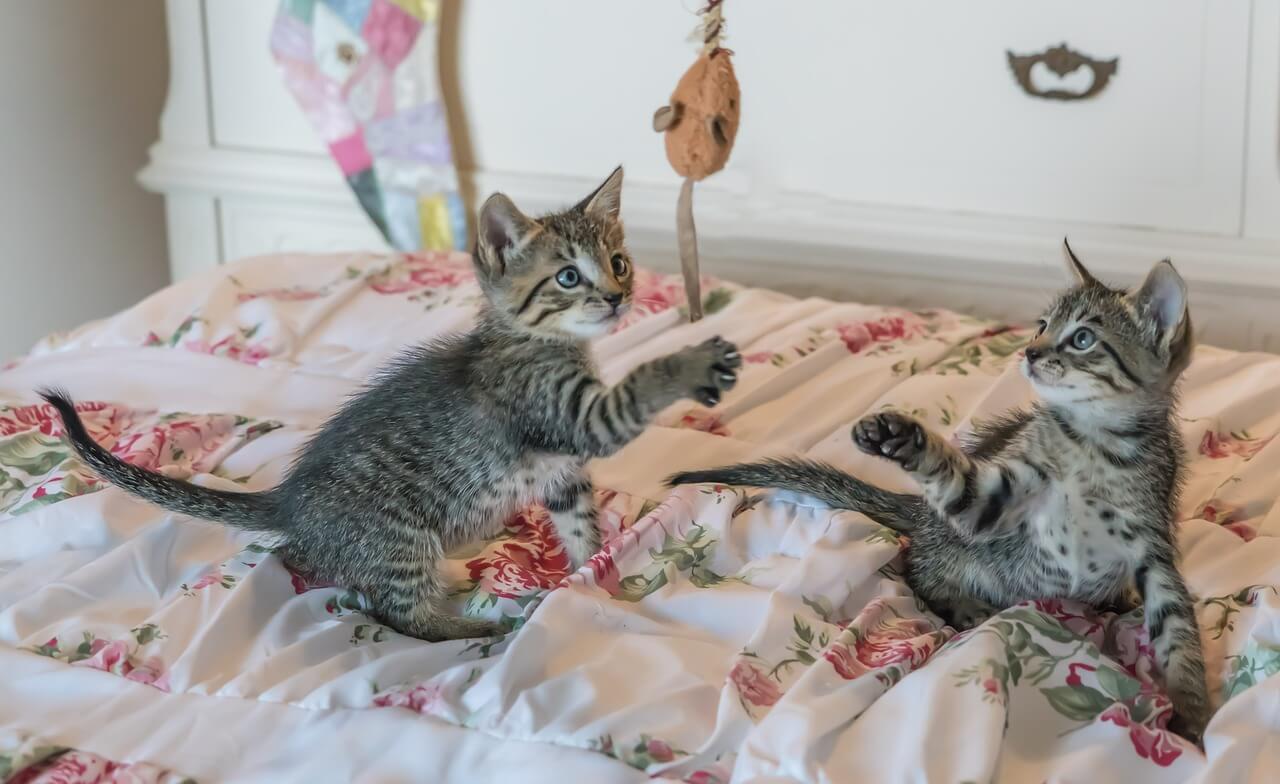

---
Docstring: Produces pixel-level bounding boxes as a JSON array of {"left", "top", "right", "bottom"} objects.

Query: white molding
[
  {"left": 138, "top": 143, "right": 1280, "bottom": 350},
  {"left": 1244, "top": 0, "right": 1280, "bottom": 240},
  {"left": 138, "top": 142, "right": 1280, "bottom": 290}
]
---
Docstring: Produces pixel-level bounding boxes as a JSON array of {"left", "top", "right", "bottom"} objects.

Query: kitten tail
[
  {"left": 38, "top": 388, "right": 280, "bottom": 530},
  {"left": 669, "top": 457, "right": 924, "bottom": 534}
]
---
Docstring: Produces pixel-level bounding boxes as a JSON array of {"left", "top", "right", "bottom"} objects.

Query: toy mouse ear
[
  {"left": 707, "top": 115, "right": 729, "bottom": 147},
  {"left": 653, "top": 102, "right": 683, "bottom": 132}
]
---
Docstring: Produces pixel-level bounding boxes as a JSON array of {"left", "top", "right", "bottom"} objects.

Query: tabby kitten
[
  {"left": 671, "top": 242, "right": 1211, "bottom": 739},
  {"left": 43, "top": 167, "right": 742, "bottom": 642}
]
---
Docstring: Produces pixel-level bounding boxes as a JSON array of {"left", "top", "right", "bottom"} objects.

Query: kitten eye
[
  {"left": 555, "top": 266, "right": 581, "bottom": 288},
  {"left": 1070, "top": 327, "right": 1097, "bottom": 350},
  {"left": 610, "top": 254, "right": 629, "bottom": 277},
  {"left": 1035, "top": 319, "right": 1048, "bottom": 336}
]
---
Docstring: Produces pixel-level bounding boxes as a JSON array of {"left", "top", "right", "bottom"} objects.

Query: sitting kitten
[
  {"left": 43, "top": 167, "right": 742, "bottom": 642},
  {"left": 670, "top": 241, "right": 1210, "bottom": 739}
]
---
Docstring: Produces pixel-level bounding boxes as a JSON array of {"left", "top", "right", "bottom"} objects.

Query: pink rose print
[
  {"left": 124, "top": 656, "right": 171, "bottom": 691},
  {"left": 824, "top": 642, "right": 868, "bottom": 680},
  {"left": 183, "top": 334, "right": 273, "bottom": 365},
  {"left": 743, "top": 351, "right": 773, "bottom": 364},
  {"left": 1199, "top": 430, "right": 1273, "bottom": 460},
  {"left": 236, "top": 286, "right": 325, "bottom": 303},
  {"left": 1066, "top": 662, "right": 1097, "bottom": 687},
  {"left": 189, "top": 571, "right": 223, "bottom": 591},
  {"left": 373, "top": 682, "right": 443, "bottom": 713},
  {"left": 825, "top": 613, "right": 942, "bottom": 680},
  {"left": 982, "top": 677, "right": 1001, "bottom": 696},
  {"left": 1195, "top": 500, "right": 1255, "bottom": 541},
  {"left": 368, "top": 252, "right": 474, "bottom": 295},
  {"left": 0, "top": 400, "right": 112, "bottom": 438},
  {"left": 588, "top": 552, "right": 622, "bottom": 597},
  {"left": 646, "top": 738, "right": 675, "bottom": 763},
  {"left": 1100, "top": 704, "right": 1184, "bottom": 767},
  {"left": 678, "top": 409, "right": 730, "bottom": 437},
  {"left": 465, "top": 509, "right": 571, "bottom": 599},
  {"left": 1222, "top": 522, "right": 1257, "bottom": 542},
  {"left": 728, "top": 659, "right": 782, "bottom": 708},
  {"left": 835, "top": 313, "right": 926, "bottom": 354},
  {"left": 686, "top": 766, "right": 731, "bottom": 784}
]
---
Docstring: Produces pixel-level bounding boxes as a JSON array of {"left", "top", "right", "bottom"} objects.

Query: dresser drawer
[
  {"left": 742, "top": 0, "right": 1249, "bottom": 233},
  {"left": 219, "top": 197, "right": 390, "bottom": 261},
  {"left": 206, "top": 0, "right": 325, "bottom": 154}
]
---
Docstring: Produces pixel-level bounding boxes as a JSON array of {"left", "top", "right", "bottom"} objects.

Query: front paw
[
  {"left": 672, "top": 336, "right": 741, "bottom": 407},
  {"left": 853, "top": 412, "right": 927, "bottom": 469}
]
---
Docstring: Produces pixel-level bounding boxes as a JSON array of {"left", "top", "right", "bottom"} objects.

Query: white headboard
[{"left": 140, "top": 0, "right": 1280, "bottom": 350}]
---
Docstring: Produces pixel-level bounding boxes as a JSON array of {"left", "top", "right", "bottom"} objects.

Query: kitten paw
[
  {"left": 673, "top": 336, "right": 741, "bottom": 407},
  {"left": 853, "top": 412, "right": 927, "bottom": 469}
]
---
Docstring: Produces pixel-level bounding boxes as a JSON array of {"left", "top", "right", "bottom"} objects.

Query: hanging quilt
[{"left": 270, "top": 0, "right": 467, "bottom": 251}]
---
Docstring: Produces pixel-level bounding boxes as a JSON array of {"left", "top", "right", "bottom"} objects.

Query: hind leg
[
  {"left": 369, "top": 558, "right": 506, "bottom": 642},
  {"left": 930, "top": 594, "right": 999, "bottom": 630},
  {"left": 545, "top": 472, "right": 601, "bottom": 570}
]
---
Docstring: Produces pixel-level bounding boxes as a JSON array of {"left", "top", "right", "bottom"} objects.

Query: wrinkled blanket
[{"left": 1, "top": 252, "right": 1278, "bottom": 783}]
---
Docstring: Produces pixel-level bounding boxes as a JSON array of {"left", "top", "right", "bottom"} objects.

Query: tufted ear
[
  {"left": 574, "top": 166, "right": 624, "bottom": 222},
  {"left": 1131, "top": 259, "right": 1188, "bottom": 340},
  {"left": 475, "top": 192, "right": 538, "bottom": 279},
  {"left": 1061, "top": 238, "right": 1098, "bottom": 286}
]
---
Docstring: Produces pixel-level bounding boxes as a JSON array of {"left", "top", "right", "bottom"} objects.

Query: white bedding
[{"left": 1, "top": 251, "right": 1278, "bottom": 783}]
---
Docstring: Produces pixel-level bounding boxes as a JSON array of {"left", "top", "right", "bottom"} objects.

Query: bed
[{"left": 1, "top": 251, "right": 1277, "bottom": 782}]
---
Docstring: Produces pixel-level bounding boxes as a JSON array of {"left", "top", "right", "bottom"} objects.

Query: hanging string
[{"left": 699, "top": 1, "right": 730, "bottom": 57}]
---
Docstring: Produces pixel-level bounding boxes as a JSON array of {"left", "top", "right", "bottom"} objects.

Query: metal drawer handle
[{"left": 1007, "top": 44, "right": 1118, "bottom": 101}]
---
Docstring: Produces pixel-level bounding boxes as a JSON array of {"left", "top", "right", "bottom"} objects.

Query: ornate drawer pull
[{"left": 1007, "top": 44, "right": 1118, "bottom": 101}]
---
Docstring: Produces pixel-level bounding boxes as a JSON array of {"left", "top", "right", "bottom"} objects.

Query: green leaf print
[
  {"left": 1097, "top": 666, "right": 1140, "bottom": 702},
  {"left": 1041, "top": 685, "right": 1113, "bottom": 722},
  {"left": 1002, "top": 607, "right": 1080, "bottom": 644},
  {"left": 613, "top": 524, "right": 748, "bottom": 602},
  {"left": 0, "top": 432, "right": 70, "bottom": 476},
  {"left": 132, "top": 623, "right": 165, "bottom": 645},
  {"left": 802, "top": 595, "right": 836, "bottom": 624},
  {"left": 1223, "top": 641, "right": 1280, "bottom": 700},
  {"left": 702, "top": 288, "right": 734, "bottom": 315}
]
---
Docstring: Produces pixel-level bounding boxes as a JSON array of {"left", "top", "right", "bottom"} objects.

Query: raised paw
[
  {"left": 674, "top": 335, "right": 741, "bottom": 407},
  {"left": 852, "top": 412, "right": 927, "bottom": 470}
]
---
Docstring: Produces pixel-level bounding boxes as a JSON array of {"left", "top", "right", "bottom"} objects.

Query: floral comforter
[{"left": 1, "top": 252, "right": 1278, "bottom": 783}]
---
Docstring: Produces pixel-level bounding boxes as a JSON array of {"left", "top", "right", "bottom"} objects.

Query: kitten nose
[
  {"left": 1025, "top": 346, "right": 1043, "bottom": 362},
  {"left": 604, "top": 292, "right": 623, "bottom": 307}
]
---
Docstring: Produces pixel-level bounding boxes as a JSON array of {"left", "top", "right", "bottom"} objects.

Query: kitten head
[
  {"left": 1022, "top": 239, "right": 1193, "bottom": 407},
  {"left": 472, "top": 167, "right": 633, "bottom": 340}
]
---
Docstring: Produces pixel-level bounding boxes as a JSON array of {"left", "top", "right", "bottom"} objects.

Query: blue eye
[
  {"left": 555, "top": 266, "right": 580, "bottom": 288},
  {"left": 1071, "top": 327, "right": 1096, "bottom": 350}
]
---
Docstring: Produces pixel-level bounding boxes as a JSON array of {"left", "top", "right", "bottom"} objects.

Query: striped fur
[
  {"left": 671, "top": 242, "right": 1211, "bottom": 740},
  {"left": 42, "top": 167, "right": 742, "bottom": 643}
]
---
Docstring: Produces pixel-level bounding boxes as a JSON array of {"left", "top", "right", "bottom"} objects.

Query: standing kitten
[
  {"left": 43, "top": 167, "right": 742, "bottom": 642},
  {"left": 671, "top": 242, "right": 1210, "bottom": 739}
]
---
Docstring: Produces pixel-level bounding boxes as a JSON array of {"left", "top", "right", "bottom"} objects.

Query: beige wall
[{"left": 0, "top": 0, "right": 170, "bottom": 360}]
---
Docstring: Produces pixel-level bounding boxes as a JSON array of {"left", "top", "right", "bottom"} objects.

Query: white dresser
[{"left": 140, "top": 0, "right": 1280, "bottom": 349}]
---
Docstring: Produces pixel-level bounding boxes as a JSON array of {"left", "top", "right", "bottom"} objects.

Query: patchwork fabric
[{"left": 272, "top": 0, "right": 466, "bottom": 251}]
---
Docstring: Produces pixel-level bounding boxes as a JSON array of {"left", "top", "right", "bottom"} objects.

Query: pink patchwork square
[
  {"left": 329, "top": 132, "right": 374, "bottom": 175},
  {"left": 361, "top": 0, "right": 422, "bottom": 69}
]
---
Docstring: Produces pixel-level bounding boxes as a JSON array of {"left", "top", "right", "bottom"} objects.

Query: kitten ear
[
  {"left": 1061, "top": 238, "right": 1098, "bottom": 286},
  {"left": 575, "top": 166, "right": 624, "bottom": 222},
  {"left": 1131, "top": 259, "right": 1189, "bottom": 338},
  {"left": 476, "top": 192, "right": 538, "bottom": 277}
]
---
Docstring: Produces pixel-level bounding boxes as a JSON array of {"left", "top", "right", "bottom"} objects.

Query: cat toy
[{"left": 652, "top": 0, "right": 740, "bottom": 321}]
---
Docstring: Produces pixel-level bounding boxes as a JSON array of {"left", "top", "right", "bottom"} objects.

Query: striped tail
[
  {"left": 39, "top": 388, "right": 281, "bottom": 530},
  {"left": 668, "top": 457, "right": 926, "bottom": 534}
]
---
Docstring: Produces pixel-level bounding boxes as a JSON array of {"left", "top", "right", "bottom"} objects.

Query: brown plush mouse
[{"left": 652, "top": 4, "right": 739, "bottom": 321}]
